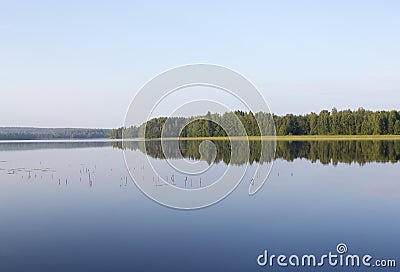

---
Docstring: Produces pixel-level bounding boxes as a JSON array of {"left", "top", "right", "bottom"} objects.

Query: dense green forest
[
  {"left": 2, "top": 108, "right": 399, "bottom": 140},
  {"left": 0, "top": 127, "right": 110, "bottom": 140},
  {"left": 113, "top": 139, "right": 400, "bottom": 166},
  {"left": 116, "top": 111, "right": 272, "bottom": 139},
  {"left": 112, "top": 108, "right": 400, "bottom": 139}
]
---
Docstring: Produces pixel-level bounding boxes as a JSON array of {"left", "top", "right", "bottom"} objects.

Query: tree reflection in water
[{"left": 116, "top": 140, "right": 400, "bottom": 166}]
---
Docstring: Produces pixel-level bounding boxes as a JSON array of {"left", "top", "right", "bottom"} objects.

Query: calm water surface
[{"left": 0, "top": 140, "right": 399, "bottom": 271}]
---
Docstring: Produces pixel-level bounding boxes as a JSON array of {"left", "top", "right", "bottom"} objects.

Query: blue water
[{"left": 0, "top": 141, "right": 398, "bottom": 271}]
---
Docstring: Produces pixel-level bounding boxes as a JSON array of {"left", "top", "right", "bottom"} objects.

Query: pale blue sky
[{"left": 1, "top": 1, "right": 399, "bottom": 128}]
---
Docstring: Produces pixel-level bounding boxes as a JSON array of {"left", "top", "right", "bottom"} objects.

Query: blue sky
[{"left": 1, "top": 1, "right": 399, "bottom": 128}]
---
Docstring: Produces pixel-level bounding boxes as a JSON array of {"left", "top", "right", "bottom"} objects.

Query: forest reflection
[{"left": 116, "top": 140, "right": 400, "bottom": 166}]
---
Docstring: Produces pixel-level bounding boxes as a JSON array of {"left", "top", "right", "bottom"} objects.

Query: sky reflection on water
[{"left": 0, "top": 141, "right": 399, "bottom": 271}]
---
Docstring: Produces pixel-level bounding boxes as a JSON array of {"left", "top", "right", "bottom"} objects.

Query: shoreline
[
  {"left": 122, "top": 135, "right": 400, "bottom": 141},
  {"left": 1, "top": 135, "right": 400, "bottom": 142}
]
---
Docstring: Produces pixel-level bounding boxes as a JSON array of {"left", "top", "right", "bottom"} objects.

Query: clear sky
[{"left": 1, "top": 1, "right": 399, "bottom": 128}]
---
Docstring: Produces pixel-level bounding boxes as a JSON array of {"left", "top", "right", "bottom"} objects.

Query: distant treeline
[
  {"left": 0, "top": 127, "right": 110, "bottom": 140},
  {"left": 112, "top": 108, "right": 400, "bottom": 138}
]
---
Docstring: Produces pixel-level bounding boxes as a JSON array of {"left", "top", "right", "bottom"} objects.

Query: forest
[
  {"left": 112, "top": 108, "right": 400, "bottom": 139},
  {"left": 0, "top": 127, "right": 110, "bottom": 140}
]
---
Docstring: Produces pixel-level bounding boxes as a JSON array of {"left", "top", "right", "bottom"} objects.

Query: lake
[{"left": 0, "top": 140, "right": 399, "bottom": 271}]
